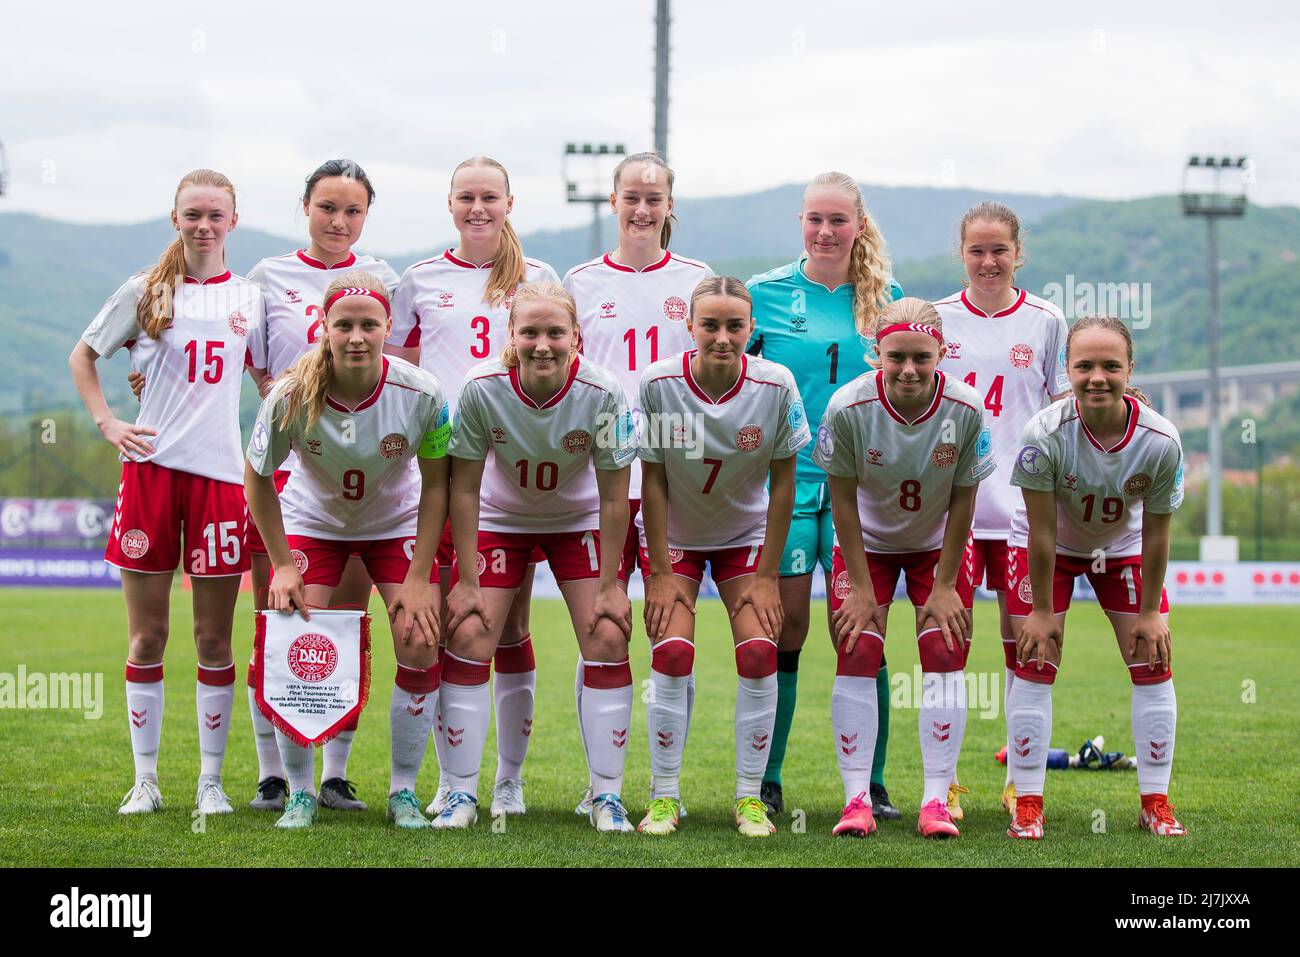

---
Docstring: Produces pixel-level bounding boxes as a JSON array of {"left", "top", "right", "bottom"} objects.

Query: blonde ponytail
[
  {"left": 137, "top": 169, "right": 237, "bottom": 339},
  {"left": 805, "top": 172, "right": 895, "bottom": 335}
]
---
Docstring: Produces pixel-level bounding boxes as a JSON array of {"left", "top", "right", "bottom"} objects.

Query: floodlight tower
[
  {"left": 1181, "top": 155, "right": 1248, "bottom": 557},
  {"left": 654, "top": 0, "right": 670, "bottom": 161},
  {"left": 564, "top": 143, "right": 626, "bottom": 260}
]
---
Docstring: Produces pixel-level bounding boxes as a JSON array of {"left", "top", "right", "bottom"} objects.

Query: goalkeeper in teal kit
[{"left": 745, "top": 172, "right": 905, "bottom": 819}]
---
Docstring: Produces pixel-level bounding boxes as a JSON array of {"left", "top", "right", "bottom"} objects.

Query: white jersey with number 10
[{"left": 449, "top": 356, "right": 637, "bottom": 535}]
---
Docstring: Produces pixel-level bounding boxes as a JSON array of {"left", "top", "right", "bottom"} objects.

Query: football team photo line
[{"left": 63, "top": 154, "right": 1187, "bottom": 842}]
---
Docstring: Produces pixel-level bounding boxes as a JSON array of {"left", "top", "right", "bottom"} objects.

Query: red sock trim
[
  {"left": 125, "top": 661, "right": 163, "bottom": 683},
  {"left": 1013, "top": 661, "right": 1059, "bottom": 685},
  {"left": 1128, "top": 663, "right": 1173, "bottom": 685},
  {"left": 583, "top": 659, "right": 632, "bottom": 689},
  {"left": 395, "top": 662, "right": 442, "bottom": 694},
  {"left": 835, "top": 633, "right": 883, "bottom": 678},
  {"left": 735, "top": 637, "right": 777, "bottom": 678},
  {"left": 494, "top": 635, "right": 536, "bottom": 674},
  {"left": 440, "top": 654, "right": 489, "bottom": 687},
  {"left": 651, "top": 637, "right": 695, "bottom": 678},
  {"left": 1001, "top": 638, "right": 1018, "bottom": 670},
  {"left": 197, "top": 663, "right": 236, "bottom": 686}
]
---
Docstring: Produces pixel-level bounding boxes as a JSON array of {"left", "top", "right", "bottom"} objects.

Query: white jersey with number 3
[
  {"left": 637, "top": 351, "right": 809, "bottom": 550},
  {"left": 248, "top": 250, "right": 400, "bottom": 379},
  {"left": 449, "top": 356, "right": 637, "bottom": 534},
  {"left": 247, "top": 356, "right": 451, "bottom": 541},
  {"left": 563, "top": 251, "right": 713, "bottom": 499},
  {"left": 815, "top": 371, "right": 994, "bottom": 553},
  {"left": 82, "top": 272, "right": 265, "bottom": 485},
  {"left": 387, "top": 250, "right": 559, "bottom": 413},
  {"left": 1009, "top": 395, "right": 1184, "bottom": 559},
  {"left": 934, "top": 288, "right": 1069, "bottom": 539}
]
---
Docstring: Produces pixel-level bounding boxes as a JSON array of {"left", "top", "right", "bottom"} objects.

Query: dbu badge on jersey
[{"left": 254, "top": 609, "right": 372, "bottom": 746}]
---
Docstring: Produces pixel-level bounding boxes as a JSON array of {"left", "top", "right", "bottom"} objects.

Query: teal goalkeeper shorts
[{"left": 780, "top": 479, "right": 834, "bottom": 577}]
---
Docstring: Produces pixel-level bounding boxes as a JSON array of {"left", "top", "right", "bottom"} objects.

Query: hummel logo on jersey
[
  {"left": 1063, "top": 473, "right": 1078, "bottom": 491},
  {"left": 285, "top": 289, "right": 302, "bottom": 304},
  {"left": 306, "top": 439, "right": 322, "bottom": 455},
  {"left": 790, "top": 316, "right": 807, "bottom": 332},
  {"left": 491, "top": 427, "right": 507, "bottom": 444},
  {"left": 438, "top": 291, "right": 455, "bottom": 308},
  {"left": 867, "top": 448, "right": 885, "bottom": 467},
  {"left": 600, "top": 301, "right": 617, "bottom": 318},
  {"left": 947, "top": 341, "right": 961, "bottom": 358}
]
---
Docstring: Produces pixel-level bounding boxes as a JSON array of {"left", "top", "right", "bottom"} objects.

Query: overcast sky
[{"left": 2, "top": 0, "right": 1295, "bottom": 254}]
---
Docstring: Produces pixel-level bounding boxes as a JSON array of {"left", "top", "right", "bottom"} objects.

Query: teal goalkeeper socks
[
  {"left": 871, "top": 664, "right": 890, "bottom": 786},
  {"left": 764, "top": 656, "right": 800, "bottom": 784}
]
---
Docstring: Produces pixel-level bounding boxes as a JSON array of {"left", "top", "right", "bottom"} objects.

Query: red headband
[
  {"left": 876, "top": 322, "right": 943, "bottom": 345},
  {"left": 323, "top": 286, "right": 391, "bottom": 318}
]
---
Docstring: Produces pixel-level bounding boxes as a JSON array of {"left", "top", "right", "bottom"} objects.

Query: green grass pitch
[{"left": 1, "top": 587, "right": 1295, "bottom": 867}]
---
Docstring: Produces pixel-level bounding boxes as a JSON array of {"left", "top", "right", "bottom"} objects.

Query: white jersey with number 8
[
  {"left": 449, "top": 356, "right": 637, "bottom": 534},
  {"left": 815, "top": 370, "right": 994, "bottom": 553},
  {"left": 637, "top": 351, "right": 810, "bottom": 550},
  {"left": 934, "top": 288, "right": 1068, "bottom": 539},
  {"left": 1009, "top": 395, "right": 1184, "bottom": 559},
  {"left": 387, "top": 250, "right": 559, "bottom": 414},
  {"left": 247, "top": 356, "right": 451, "bottom": 541},
  {"left": 82, "top": 271, "right": 265, "bottom": 485}
]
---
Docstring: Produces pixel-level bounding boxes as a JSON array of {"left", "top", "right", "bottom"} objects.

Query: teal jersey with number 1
[{"left": 746, "top": 258, "right": 904, "bottom": 483}]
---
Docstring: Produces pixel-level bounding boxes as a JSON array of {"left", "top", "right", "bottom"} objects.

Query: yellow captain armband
[{"left": 418, "top": 404, "right": 452, "bottom": 459}]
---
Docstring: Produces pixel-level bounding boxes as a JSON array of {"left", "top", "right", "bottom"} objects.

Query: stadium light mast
[
  {"left": 564, "top": 143, "right": 626, "bottom": 261},
  {"left": 653, "top": 0, "right": 670, "bottom": 161},
  {"left": 1181, "top": 154, "right": 1248, "bottom": 560}
]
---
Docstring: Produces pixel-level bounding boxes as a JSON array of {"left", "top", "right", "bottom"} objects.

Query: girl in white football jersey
[
  {"left": 242, "top": 160, "right": 400, "bottom": 813},
  {"left": 562, "top": 151, "right": 713, "bottom": 813},
  {"left": 387, "top": 156, "right": 560, "bottom": 819},
  {"left": 437, "top": 282, "right": 638, "bottom": 832},
  {"left": 1004, "top": 316, "right": 1185, "bottom": 840},
  {"left": 933, "top": 202, "right": 1070, "bottom": 817},
  {"left": 69, "top": 168, "right": 265, "bottom": 817},
  {"left": 817, "top": 298, "right": 993, "bottom": 839},
  {"left": 636, "top": 276, "right": 808, "bottom": 838},
  {"left": 245, "top": 271, "right": 452, "bottom": 830}
]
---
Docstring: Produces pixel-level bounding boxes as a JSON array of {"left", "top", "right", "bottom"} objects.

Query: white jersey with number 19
[
  {"left": 637, "top": 351, "right": 810, "bottom": 550},
  {"left": 82, "top": 271, "right": 265, "bottom": 485},
  {"left": 1009, "top": 395, "right": 1184, "bottom": 560},
  {"left": 449, "top": 356, "right": 637, "bottom": 535},
  {"left": 815, "top": 371, "right": 995, "bottom": 554},
  {"left": 934, "top": 288, "right": 1069, "bottom": 538},
  {"left": 563, "top": 251, "right": 713, "bottom": 499}
]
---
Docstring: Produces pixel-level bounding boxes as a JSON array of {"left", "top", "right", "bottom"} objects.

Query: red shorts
[
  {"left": 105, "top": 461, "right": 250, "bottom": 576},
  {"left": 1005, "top": 547, "right": 1170, "bottom": 616},
  {"left": 618, "top": 500, "right": 641, "bottom": 583},
  {"left": 964, "top": 537, "right": 1010, "bottom": 592},
  {"left": 246, "top": 470, "right": 291, "bottom": 556},
  {"left": 437, "top": 519, "right": 545, "bottom": 571},
  {"left": 638, "top": 543, "right": 762, "bottom": 584},
  {"left": 829, "top": 546, "right": 975, "bottom": 611},
  {"left": 282, "top": 535, "right": 438, "bottom": 588},
  {"left": 450, "top": 529, "right": 602, "bottom": 591}
]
